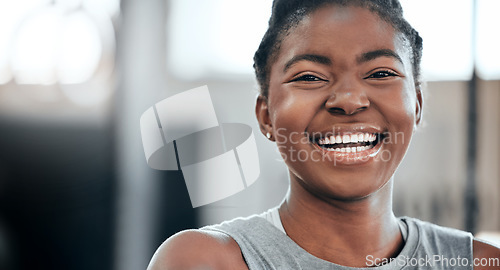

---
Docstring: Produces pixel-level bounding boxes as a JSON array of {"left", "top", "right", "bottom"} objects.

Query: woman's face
[{"left": 257, "top": 5, "right": 422, "bottom": 201}]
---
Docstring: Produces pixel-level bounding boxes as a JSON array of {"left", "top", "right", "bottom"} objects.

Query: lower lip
[{"left": 312, "top": 141, "right": 383, "bottom": 166}]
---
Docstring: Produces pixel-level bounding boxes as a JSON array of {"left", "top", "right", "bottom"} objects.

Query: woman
[{"left": 148, "top": 0, "right": 500, "bottom": 269}]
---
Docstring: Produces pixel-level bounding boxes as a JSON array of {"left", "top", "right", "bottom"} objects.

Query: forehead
[{"left": 274, "top": 5, "right": 410, "bottom": 66}]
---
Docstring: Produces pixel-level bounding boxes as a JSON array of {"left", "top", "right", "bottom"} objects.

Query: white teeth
[
  {"left": 325, "top": 145, "right": 374, "bottom": 152},
  {"left": 342, "top": 135, "right": 351, "bottom": 143},
  {"left": 351, "top": 134, "right": 358, "bottom": 143},
  {"left": 317, "top": 133, "right": 378, "bottom": 146}
]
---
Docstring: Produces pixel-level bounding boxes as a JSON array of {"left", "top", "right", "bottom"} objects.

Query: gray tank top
[{"left": 201, "top": 207, "right": 473, "bottom": 269}]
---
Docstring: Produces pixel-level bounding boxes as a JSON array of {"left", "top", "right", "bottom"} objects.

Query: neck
[{"left": 279, "top": 176, "right": 403, "bottom": 267}]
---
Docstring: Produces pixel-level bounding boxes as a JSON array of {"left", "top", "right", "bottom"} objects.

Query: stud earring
[{"left": 266, "top": 132, "right": 272, "bottom": 139}]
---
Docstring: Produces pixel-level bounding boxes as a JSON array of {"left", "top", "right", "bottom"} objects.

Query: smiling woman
[
  {"left": 148, "top": 0, "right": 500, "bottom": 269},
  {"left": 259, "top": 4, "right": 420, "bottom": 203}
]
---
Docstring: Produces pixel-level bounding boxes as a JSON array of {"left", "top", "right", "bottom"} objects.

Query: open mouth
[{"left": 313, "top": 133, "right": 383, "bottom": 153}]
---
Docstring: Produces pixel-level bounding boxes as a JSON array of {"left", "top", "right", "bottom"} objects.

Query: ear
[
  {"left": 415, "top": 89, "right": 423, "bottom": 126},
  {"left": 255, "top": 95, "right": 274, "bottom": 141}
]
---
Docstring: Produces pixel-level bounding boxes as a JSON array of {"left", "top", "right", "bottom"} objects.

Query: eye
[
  {"left": 289, "top": 74, "right": 326, "bottom": 82},
  {"left": 365, "top": 70, "right": 399, "bottom": 79}
]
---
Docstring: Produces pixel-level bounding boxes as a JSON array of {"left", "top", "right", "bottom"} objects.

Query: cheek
[
  {"left": 268, "top": 88, "right": 322, "bottom": 132},
  {"left": 377, "top": 84, "right": 417, "bottom": 129},
  {"left": 399, "top": 86, "right": 418, "bottom": 129},
  {"left": 401, "top": 77, "right": 418, "bottom": 110},
  {"left": 371, "top": 83, "right": 417, "bottom": 156}
]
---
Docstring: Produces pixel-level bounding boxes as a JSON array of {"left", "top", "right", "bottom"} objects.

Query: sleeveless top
[{"left": 201, "top": 207, "right": 473, "bottom": 269}]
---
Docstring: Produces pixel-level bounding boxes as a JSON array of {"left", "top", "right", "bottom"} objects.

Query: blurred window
[
  {"left": 476, "top": 0, "right": 500, "bottom": 79},
  {"left": 0, "top": 0, "right": 118, "bottom": 107},
  {"left": 166, "top": 0, "right": 272, "bottom": 80}
]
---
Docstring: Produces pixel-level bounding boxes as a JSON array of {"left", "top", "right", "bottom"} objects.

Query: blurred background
[{"left": 0, "top": 0, "right": 498, "bottom": 269}]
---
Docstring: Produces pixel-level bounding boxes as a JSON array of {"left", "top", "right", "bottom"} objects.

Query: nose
[{"left": 325, "top": 78, "right": 370, "bottom": 115}]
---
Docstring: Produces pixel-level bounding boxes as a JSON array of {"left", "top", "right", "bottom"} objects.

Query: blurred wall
[
  {"left": 476, "top": 80, "right": 500, "bottom": 232},
  {"left": 0, "top": 116, "right": 115, "bottom": 270},
  {"left": 113, "top": 1, "right": 197, "bottom": 270}
]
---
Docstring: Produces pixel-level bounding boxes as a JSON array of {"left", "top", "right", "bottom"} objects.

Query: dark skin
[
  {"left": 148, "top": 5, "right": 500, "bottom": 270},
  {"left": 259, "top": 6, "right": 416, "bottom": 266}
]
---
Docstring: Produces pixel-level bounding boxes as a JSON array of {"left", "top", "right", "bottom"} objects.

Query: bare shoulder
[
  {"left": 147, "top": 229, "right": 248, "bottom": 270},
  {"left": 473, "top": 238, "right": 500, "bottom": 270}
]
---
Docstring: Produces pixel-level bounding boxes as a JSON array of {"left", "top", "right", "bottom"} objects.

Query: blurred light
[
  {"left": 82, "top": 0, "right": 120, "bottom": 18},
  {"left": 11, "top": 7, "right": 61, "bottom": 85},
  {"left": 400, "top": 0, "right": 474, "bottom": 81},
  {"left": 10, "top": 6, "right": 103, "bottom": 85},
  {"left": 0, "top": 68, "right": 12, "bottom": 84},
  {"left": 476, "top": 0, "right": 500, "bottom": 80},
  {"left": 57, "top": 0, "right": 82, "bottom": 10},
  {"left": 0, "top": 0, "right": 51, "bottom": 84},
  {"left": 58, "top": 11, "right": 102, "bottom": 84},
  {"left": 166, "top": 0, "right": 272, "bottom": 80},
  {"left": 0, "top": 0, "right": 118, "bottom": 87}
]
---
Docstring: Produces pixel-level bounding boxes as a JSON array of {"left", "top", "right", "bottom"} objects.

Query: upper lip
[{"left": 307, "top": 123, "right": 384, "bottom": 142}]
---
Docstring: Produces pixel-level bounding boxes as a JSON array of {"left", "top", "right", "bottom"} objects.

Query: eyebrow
[
  {"left": 282, "top": 49, "right": 403, "bottom": 73},
  {"left": 357, "top": 49, "right": 403, "bottom": 65},
  {"left": 283, "top": 54, "right": 332, "bottom": 72}
]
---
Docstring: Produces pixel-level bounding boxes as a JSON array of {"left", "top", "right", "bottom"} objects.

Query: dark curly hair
[{"left": 253, "top": 0, "right": 423, "bottom": 97}]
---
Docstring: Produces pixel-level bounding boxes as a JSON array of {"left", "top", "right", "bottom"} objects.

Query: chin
[
  {"left": 326, "top": 183, "right": 388, "bottom": 202},
  {"left": 295, "top": 171, "right": 392, "bottom": 203}
]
